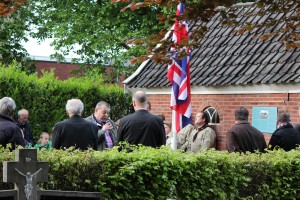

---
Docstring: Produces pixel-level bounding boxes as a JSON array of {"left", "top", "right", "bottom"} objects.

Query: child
[{"left": 34, "top": 132, "right": 51, "bottom": 151}]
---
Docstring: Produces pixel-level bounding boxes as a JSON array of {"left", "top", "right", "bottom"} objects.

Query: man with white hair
[
  {"left": 52, "top": 99, "right": 98, "bottom": 150},
  {"left": 16, "top": 109, "right": 34, "bottom": 146},
  {"left": 0, "top": 97, "right": 26, "bottom": 148}
]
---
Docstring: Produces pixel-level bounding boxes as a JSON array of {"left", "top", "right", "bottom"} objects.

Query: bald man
[{"left": 117, "top": 91, "right": 166, "bottom": 148}]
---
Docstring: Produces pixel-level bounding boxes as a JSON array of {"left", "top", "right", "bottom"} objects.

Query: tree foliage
[
  {"left": 0, "top": 0, "right": 37, "bottom": 74},
  {"left": 0, "top": 0, "right": 26, "bottom": 16},
  {"left": 29, "top": 0, "right": 167, "bottom": 75}
]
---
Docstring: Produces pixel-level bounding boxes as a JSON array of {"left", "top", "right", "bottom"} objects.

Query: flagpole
[{"left": 171, "top": 110, "right": 177, "bottom": 150}]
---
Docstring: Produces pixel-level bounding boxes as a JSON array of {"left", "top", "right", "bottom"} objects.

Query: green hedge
[
  {"left": 0, "top": 62, "right": 133, "bottom": 141},
  {"left": 1, "top": 147, "right": 300, "bottom": 200}
]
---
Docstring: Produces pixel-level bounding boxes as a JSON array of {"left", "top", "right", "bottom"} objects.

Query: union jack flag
[{"left": 167, "top": 2, "right": 192, "bottom": 133}]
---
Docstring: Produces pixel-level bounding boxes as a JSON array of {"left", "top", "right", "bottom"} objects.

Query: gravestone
[
  {"left": 2, "top": 148, "right": 102, "bottom": 200},
  {"left": 3, "top": 149, "right": 48, "bottom": 200}
]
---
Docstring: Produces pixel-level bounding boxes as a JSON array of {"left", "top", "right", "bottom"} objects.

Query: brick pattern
[
  {"left": 35, "top": 61, "right": 126, "bottom": 87},
  {"left": 148, "top": 93, "right": 300, "bottom": 150}
]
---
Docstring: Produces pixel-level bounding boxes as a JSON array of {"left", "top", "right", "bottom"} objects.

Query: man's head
[
  {"left": 94, "top": 101, "right": 110, "bottom": 122},
  {"left": 17, "top": 109, "right": 29, "bottom": 125},
  {"left": 194, "top": 111, "right": 209, "bottom": 128},
  {"left": 132, "top": 91, "right": 147, "bottom": 110},
  {"left": 163, "top": 121, "right": 172, "bottom": 135},
  {"left": 235, "top": 107, "right": 249, "bottom": 121},
  {"left": 0, "top": 97, "right": 16, "bottom": 117},
  {"left": 65, "top": 99, "right": 84, "bottom": 117},
  {"left": 277, "top": 110, "right": 290, "bottom": 124}
]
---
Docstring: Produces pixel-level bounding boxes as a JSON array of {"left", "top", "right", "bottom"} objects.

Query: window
[{"left": 204, "top": 107, "right": 220, "bottom": 124}]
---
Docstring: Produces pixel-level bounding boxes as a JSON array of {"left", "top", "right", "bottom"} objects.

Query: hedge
[
  {"left": 0, "top": 62, "right": 133, "bottom": 141},
  {"left": 1, "top": 146, "right": 300, "bottom": 200}
]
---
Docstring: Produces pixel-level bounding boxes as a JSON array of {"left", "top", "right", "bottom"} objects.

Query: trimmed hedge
[
  {"left": 1, "top": 147, "right": 300, "bottom": 200},
  {"left": 0, "top": 62, "right": 133, "bottom": 141}
]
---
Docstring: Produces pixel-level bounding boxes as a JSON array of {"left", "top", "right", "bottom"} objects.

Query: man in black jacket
[
  {"left": 117, "top": 91, "right": 166, "bottom": 148},
  {"left": 52, "top": 99, "right": 98, "bottom": 150},
  {"left": 269, "top": 110, "right": 300, "bottom": 151},
  {"left": 16, "top": 109, "right": 34, "bottom": 146},
  {"left": 0, "top": 97, "right": 26, "bottom": 149}
]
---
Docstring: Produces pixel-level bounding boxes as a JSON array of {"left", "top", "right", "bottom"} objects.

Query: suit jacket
[
  {"left": 0, "top": 114, "right": 26, "bottom": 149},
  {"left": 85, "top": 114, "right": 118, "bottom": 151},
  {"left": 117, "top": 109, "right": 166, "bottom": 148},
  {"left": 226, "top": 121, "right": 267, "bottom": 153},
  {"left": 269, "top": 123, "right": 300, "bottom": 151},
  {"left": 52, "top": 115, "right": 98, "bottom": 150}
]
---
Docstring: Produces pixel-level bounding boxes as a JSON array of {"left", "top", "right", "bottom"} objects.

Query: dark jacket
[
  {"left": 16, "top": 121, "right": 33, "bottom": 145},
  {"left": 52, "top": 115, "right": 98, "bottom": 150},
  {"left": 269, "top": 123, "right": 300, "bottom": 151},
  {"left": 226, "top": 121, "right": 267, "bottom": 153},
  {"left": 117, "top": 109, "right": 166, "bottom": 148},
  {"left": 0, "top": 114, "right": 26, "bottom": 148}
]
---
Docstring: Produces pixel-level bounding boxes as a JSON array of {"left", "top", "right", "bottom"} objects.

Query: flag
[{"left": 167, "top": 2, "right": 192, "bottom": 133}]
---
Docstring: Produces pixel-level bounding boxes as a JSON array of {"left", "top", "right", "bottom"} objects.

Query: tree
[
  {"left": 0, "top": 0, "right": 26, "bottom": 16},
  {"left": 29, "top": 0, "right": 167, "bottom": 77},
  {"left": 0, "top": 0, "right": 35, "bottom": 73}
]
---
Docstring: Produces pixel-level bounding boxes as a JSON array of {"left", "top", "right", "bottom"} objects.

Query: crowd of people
[{"left": 0, "top": 91, "right": 300, "bottom": 153}]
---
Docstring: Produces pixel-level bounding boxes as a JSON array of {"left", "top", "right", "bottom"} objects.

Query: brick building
[
  {"left": 32, "top": 56, "right": 126, "bottom": 86},
  {"left": 123, "top": 3, "right": 300, "bottom": 150}
]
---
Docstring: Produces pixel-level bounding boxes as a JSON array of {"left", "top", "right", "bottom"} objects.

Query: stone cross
[{"left": 3, "top": 148, "right": 48, "bottom": 200}]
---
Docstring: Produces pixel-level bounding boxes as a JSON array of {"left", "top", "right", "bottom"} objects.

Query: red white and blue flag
[{"left": 167, "top": 2, "right": 192, "bottom": 133}]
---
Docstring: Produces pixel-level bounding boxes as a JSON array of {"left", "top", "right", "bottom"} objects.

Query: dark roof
[{"left": 126, "top": 3, "right": 300, "bottom": 88}]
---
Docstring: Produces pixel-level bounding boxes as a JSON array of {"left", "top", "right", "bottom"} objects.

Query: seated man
[
  {"left": 52, "top": 99, "right": 98, "bottom": 150},
  {"left": 178, "top": 111, "right": 216, "bottom": 153}
]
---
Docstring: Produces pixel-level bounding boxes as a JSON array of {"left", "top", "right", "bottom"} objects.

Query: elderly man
[
  {"left": 0, "top": 97, "right": 25, "bottom": 148},
  {"left": 269, "top": 110, "right": 300, "bottom": 151},
  {"left": 85, "top": 101, "right": 117, "bottom": 151},
  {"left": 226, "top": 107, "right": 267, "bottom": 153},
  {"left": 16, "top": 109, "right": 33, "bottom": 146},
  {"left": 117, "top": 91, "right": 166, "bottom": 148},
  {"left": 52, "top": 99, "right": 98, "bottom": 150},
  {"left": 177, "top": 111, "right": 216, "bottom": 152}
]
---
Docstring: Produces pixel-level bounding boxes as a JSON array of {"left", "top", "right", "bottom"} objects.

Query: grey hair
[
  {"left": 17, "top": 109, "right": 28, "bottom": 117},
  {"left": 65, "top": 99, "right": 84, "bottom": 115},
  {"left": 277, "top": 110, "right": 290, "bottom": 123},
  {"left": 235, "top": 107, "right": 249, "bottom": 121},
  {"left": 0, "top": 97, "right": 16, "bottom": 116},
  {"left": 95, "top": 101, "right": 110, "bottom": 109}
]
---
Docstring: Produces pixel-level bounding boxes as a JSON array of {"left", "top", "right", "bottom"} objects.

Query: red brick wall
[
  {"left": 35, "top": 61, "right": 126, "bottom": 87},
  {"left": 35, "top": 61, "right": 80, "bottom": 80},
  {"left": 148, "top": 93, "right": 300, "bottom": 150}
]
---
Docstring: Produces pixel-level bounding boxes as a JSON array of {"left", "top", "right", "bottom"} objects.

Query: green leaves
[
  {"left": 0, "top": 62, "right": 133, "bottom": 141},
  {"left": 1, "top": 147, "right": 300, "bottom": 199}
]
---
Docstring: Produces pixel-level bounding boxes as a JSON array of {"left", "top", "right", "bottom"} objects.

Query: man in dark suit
[
  {"left": 269, "top": 110, "right": 300, "bottom": 151},
  {"left": 117, "top": 91, "right": 166, "bottom": 148},
  {"left": 52, "top": 99, "right": 98, "bottom": 150}
]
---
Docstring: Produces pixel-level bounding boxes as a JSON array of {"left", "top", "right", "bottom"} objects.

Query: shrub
[
  {"left": 0, "top": 62, "right": 133, "bottom": 141},
  {"left": 1, "top": 147, "right": 300, "bottom": 200}
]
